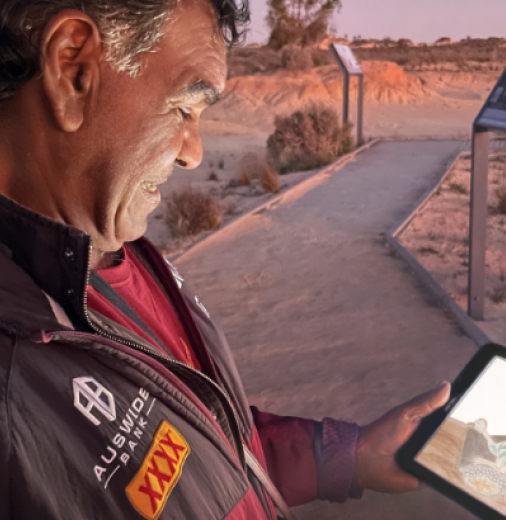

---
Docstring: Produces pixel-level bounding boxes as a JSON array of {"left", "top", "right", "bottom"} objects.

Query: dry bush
[
  {"left": 267, "top": 104, "right": 354, "bottom": 174},
  {"left": 227, "top": 46, "right": 283, "bottom": 78},
  {"left": 238, "top": 153, "right": 280, "bottom": 193},
  {"left": 354, "top": 38, "right": 506, "bottom": 71},
  {"left": 449, "top": 182, "right": 468, "bottom": 195},
  {"left": 261, "top": 163, "right": 280, "bottom": 193},
  {"left": 281, "top": 45, "right": 313, "bottom": 71},
  {"left": 496, "top": 186, "right": 506, "bottom": 215},
  {"left": 238, "top": 172, "right": 251, "bottom": 186},
  {"left": 491, "top": 286, "right": 506, "bottom": 304},
  {"left": 166, "top": 186, "right": 223, "bottom": 237}
]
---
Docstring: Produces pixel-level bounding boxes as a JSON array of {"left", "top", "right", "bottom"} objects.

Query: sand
[{"left": 399, "top": 150, "right": 506, "bottom": 343}]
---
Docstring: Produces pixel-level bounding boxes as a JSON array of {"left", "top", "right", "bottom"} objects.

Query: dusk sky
[{"left": 247, "top": 0, "right": 506, "bottom": 45}]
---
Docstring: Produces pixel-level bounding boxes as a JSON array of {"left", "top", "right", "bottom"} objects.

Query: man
[{"left": 0, "top": 0, "right": 450, "bottom": 518}]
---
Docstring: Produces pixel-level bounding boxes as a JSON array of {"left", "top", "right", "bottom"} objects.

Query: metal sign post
[
  {"left": 330, "top": 44, "right": 364, "bottom": 145},
  {"left": 468, "top": 68, "right": 506, "bottom": 320}
]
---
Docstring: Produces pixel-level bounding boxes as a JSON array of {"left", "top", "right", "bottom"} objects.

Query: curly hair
[{"left": 0, "top": 0, "right": 249, "bottom": 100}]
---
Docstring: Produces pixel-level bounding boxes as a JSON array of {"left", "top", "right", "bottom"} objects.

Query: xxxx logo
[{"left": 126, "top": 421, "right": 190, "bottom": 520}]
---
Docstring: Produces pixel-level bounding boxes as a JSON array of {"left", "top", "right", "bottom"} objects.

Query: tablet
[{"left": 396, "top": 343, "right": 506, "bottom": 520}]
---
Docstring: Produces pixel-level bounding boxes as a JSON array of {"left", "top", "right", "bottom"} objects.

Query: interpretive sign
[
  {"left": 475, "top": 68, "right": 506, "bottom": 131},
  {"left": 329, "top": 44, "right": 365, "bottom": 145},
  {"left": 469, "top": 67, "right": 506, "bottom": 320},
  {"left": 330, "top": 44, "right": 363, "bottom": 75}
]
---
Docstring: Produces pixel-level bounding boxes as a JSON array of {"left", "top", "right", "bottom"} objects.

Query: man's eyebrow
[{"left": 172, "top": 80, "right": 222, "bottom": 106}]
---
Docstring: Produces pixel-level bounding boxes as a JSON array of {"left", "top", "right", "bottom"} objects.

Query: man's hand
[{"left": 355, "top": 381, "right": 451, "bottom": 493}]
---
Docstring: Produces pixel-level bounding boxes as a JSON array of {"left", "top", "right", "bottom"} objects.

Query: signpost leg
[
  {"left": 468, "top": 128, "right": 490, "bottom": 321},
  {"left": 343, "top": 72, "right": 349, "bottom": 125},
  {"left": 357, "top": 75, "right": 364, "bottom": 145}
]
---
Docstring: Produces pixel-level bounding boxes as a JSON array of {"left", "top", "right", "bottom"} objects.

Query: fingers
[{"left": 403, "top": 381, "right": 451, "bottom": 422}]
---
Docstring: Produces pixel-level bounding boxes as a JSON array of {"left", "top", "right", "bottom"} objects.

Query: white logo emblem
[{"left": 73, "top": 377, "right": 117, "bottom": 426}]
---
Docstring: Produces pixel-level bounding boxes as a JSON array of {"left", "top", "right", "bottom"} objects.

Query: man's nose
[{"left": 176, "top": 120, "right": 203, "bottom": 170}]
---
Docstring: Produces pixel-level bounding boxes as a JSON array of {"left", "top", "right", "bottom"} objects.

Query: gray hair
[{"left": 0, "top": 0, "right": 249, "bottom": 100}]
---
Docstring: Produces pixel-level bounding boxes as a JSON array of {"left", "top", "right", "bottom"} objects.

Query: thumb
[{"left": 403, "top": 381, "right": 451, "bottom": 422}]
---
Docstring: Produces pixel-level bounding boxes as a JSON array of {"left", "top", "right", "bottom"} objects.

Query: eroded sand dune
[{"left": 205, "top": 61, "right": 438, "bottom": 129}]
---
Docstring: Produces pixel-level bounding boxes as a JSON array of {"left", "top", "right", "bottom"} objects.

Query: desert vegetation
[
  {"left": 227, "top": 37, "right": 506, "bottom": 78},
  {"left": 267, "top": 104, "right": 354, "bottom": 173},
  {"left": 237, "top": 153, "right": 281, "bottom": 193},
  {"left": 166, "top": 186, "right": 223, "bottom": 238},
  {"left": 266, "top": 0, "right": 341, "bottom": 50}
]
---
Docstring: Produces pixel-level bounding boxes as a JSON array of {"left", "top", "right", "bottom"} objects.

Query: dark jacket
[{"left": 0, "top": 193, "right": 360, "bottom": 519}]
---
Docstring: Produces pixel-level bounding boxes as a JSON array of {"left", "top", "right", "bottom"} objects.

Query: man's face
[{"left": 79, "top": 0, "right": 226, "bottom": 251}]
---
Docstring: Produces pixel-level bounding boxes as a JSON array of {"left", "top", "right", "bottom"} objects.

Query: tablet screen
[{"left": 416, "top": 356, "right": 506, "bottom": 514}]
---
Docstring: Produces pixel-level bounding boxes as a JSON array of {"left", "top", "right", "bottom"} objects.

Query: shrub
[
  {"left": 166, "top": 186, "right": 223, "bottom": 237},
  {"left": 449, "top": 182, "right": 467, "bottom": 195},
  {"left": 238, "top": 172, "right": 251, "bottom": 185},
  {"left": 261, "top": 163, "right": 280, "bottom": 193},
  {"left": 237, "top": 153, "right": 280, "bottom": 193},
  {"left": 496, "top": 186, "right": 506, "bottom": 215},
  {"left": 491, "top": 287, "right": 506, "bottom": 304},
  {"left": 281, "top": 45, "right": 313, "bottom": 71},
  {"left": 267, "top": 104, "right": 354, "bottom": 174}
]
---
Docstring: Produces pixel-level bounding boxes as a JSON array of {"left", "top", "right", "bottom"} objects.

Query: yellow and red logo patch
[{"left": 126, "top": 421, "right": 190, "bottom": 520}]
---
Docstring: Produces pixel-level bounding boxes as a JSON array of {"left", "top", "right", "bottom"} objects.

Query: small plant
[
  {"left": 166, "top": 186, "right": 223, "bottom": 237},
  {"left": 496, "top": 186, "right": 506, "bottom": 214},
  {"left": 218, "top": 160, "right": 225, "bottom": 170},
  {"left": 449, "top": 182, "right": 468, "bottom": 195},
  {"left": 267, "top": 104, "right": 354, "bottom": 174},
  {"left": 237, "top": 153, "right": 280, "bottom": 194},
  {"left": 419, "top": 246, "right": 439, "bottom": 255},
  {"left": 491, "top": 286, "right": 506, "bottom": 304},
  {"left": 261, "top": 162, "right": 280, "bottom": 194},
  {"left": 281, "top": 45, "right": 313, "bottom": 71},
  {"left": 209, "top": 171, "right": 219, "bottom": 181},
  {"left": 238, "top": 172, "right": 251, "bottom": 186}
]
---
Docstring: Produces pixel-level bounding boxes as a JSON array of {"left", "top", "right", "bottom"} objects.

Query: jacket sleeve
[
  {"left": 0, "top": 333, "right": 14, "bottom": 520},
  {"left": 250, "top": 406, "right": 362, "bottom": 507}
]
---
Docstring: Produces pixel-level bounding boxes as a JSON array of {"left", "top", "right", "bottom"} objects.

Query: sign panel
[
  {"left": 475, "top": 68, "right": 506, "bottom": 131},
  {"left": 330, "top": 44, "right": 363, "bottom": 75}
]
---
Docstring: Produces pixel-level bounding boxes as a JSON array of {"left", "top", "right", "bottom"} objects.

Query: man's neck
[{"left": 91, "top": 248, "right": 124, "bottom": 270}]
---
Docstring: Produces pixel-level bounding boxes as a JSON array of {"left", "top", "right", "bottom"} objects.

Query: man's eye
[{"left": 178, "top": 108, "right": 192, "bottom": 120}]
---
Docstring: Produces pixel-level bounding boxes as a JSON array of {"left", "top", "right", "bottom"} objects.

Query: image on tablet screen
[{"left": 416, "top": 357, "right": 506, "bottom": 514}]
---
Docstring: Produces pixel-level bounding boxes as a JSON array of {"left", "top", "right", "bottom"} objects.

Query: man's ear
[{"left": 40, "top": 10, "right": 102, "bottom": 132}]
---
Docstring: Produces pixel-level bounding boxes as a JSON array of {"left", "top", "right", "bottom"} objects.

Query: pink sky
[{"left": 248, "top": 0, "right": 506, "bottom": 44}]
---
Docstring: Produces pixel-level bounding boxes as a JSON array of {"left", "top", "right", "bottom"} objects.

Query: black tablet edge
[{"left": 395, "top": 343, "right": 506, "bottom": 520}]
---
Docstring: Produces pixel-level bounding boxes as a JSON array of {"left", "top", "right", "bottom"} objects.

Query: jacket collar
[{"left": 0, "top": 193, "right": 91, "bottom": 325}]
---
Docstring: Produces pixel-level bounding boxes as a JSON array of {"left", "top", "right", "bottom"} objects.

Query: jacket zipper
[{"left": 80, "top": 241, "right": 246, "bottom": 469}]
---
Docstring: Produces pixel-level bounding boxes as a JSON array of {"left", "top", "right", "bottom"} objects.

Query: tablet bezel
[{"left": 396, "top": 343, "right": 506, "bottom": 520}]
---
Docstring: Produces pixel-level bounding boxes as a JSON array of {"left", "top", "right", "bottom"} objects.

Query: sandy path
[{"left": 174, "top": 141, "right": 479, "bottom": 519}]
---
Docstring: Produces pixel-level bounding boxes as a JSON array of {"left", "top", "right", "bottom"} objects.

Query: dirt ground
[{"left": 399, "top": 151, "right": 506, "bottom": 342}]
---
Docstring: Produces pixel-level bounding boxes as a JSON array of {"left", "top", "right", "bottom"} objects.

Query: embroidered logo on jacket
[
  {"left": 73, "top": 376, "right": 117, "bottom": 426},
  {"left": 126, "top": 421, "right": 190, "bottom": 520}
]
